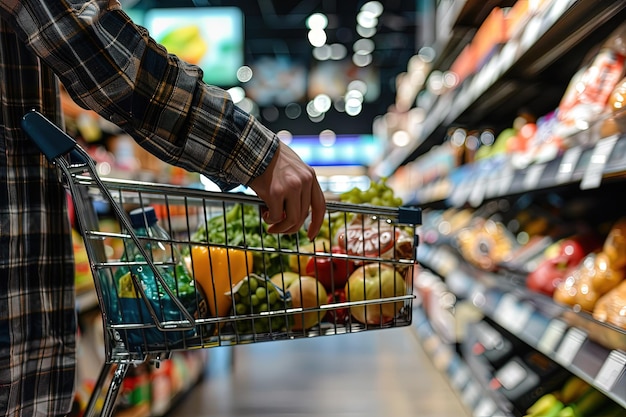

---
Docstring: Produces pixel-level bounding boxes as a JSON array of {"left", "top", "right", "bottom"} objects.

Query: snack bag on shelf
[
  {"left": 555, "top": 22, "right": 626, "bottom": 146},
  {"left": 456, "top": 217, "right": 518, "bottom": 271},
  {"left": 593, "top": 279, "right": 626, "bottom": 330},
  {"left": 600, "top": 76, "right": 626, "bottom": 137},
  {"left": 553, "top": 219, "right": 626, "bottom": 312}
]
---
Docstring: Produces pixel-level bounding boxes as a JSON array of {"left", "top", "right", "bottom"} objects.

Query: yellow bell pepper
[{"left": 190, "top": 246, "right": 253, "bottom": 318}]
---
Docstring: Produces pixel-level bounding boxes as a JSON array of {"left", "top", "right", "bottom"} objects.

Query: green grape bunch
[
  {"left": 230, "top": 274, "right": 293, "bottom": 335},
  {"left": 340, "top": 178, "right": 403, "bottom": 207}
]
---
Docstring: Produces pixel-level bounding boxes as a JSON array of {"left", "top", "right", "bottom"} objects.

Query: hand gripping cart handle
[{"left": 22, "top": 110, "right": 421, "bottom": 417}]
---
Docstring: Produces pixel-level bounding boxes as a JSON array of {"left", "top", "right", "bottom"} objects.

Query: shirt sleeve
[{"left": 0, "top": 0, "right": 278, "bottom": 190}]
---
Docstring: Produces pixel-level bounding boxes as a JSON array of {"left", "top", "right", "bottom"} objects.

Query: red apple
[
  {"left": 325, "top": 289, "right": 348, "bottom": 324},
  {"left": 305, "top": 246, "right": 355, "bottom": 292}
]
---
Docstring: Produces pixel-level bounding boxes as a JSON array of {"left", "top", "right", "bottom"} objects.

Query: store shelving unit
[
  {"left": 412, "top": 132, "right": 626, "bottom": 207},
  {"left": 372, "top": 0, "right": 626, "bottom": 179},
  {"left": 388, "top": 1, "right": 626, "bottom": 416},
  {"left": 418, "top": 244, "right": 626, "bottom": 410},
  {"left": 413, "top": 304, "right": 506, "bottom": 417}
]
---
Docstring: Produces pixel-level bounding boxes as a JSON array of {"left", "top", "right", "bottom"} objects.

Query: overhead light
[
  {"left": 313, "top": 45, "right": 332, "bottom": 60},
  {"left": 329, "top": 43, "right": 347, "bottom": 60},
  {"left": 345, "top": 89, "right": 364, "bottom": 103},
  {"left": 309, "top": 113, "right": 325, "bottom": 123},
  {"left": 357, "top": 10, "right": 378, "bottom": 29},
  {"left": 308, "top": 28, "right": 327, "bottom": 47},
  {"left": 319, "top": 129, "right": 336, "bottom": 146},
  {"left": 353, "top": 38, "right": 375, "bottom": 54},
  {"left": 392, "top": 130, "right": 411, "bottom": 147},
  {"left": 345, "top": 98, "right": 362, "bottom": 116},
  {"left": 285, "top": 103, "right": 302, "bottom": 119},
  {"left": 306, "top": 13, "right": 328, "bottom": 30},
  {"left": 236, "top": 65, "right": 253, "bottom": 83},
  {"left": 348, "top": 80, "right": 368, "bottom": 96},
  {"left": 352, "top": 52, "right": 372, "bottom": 67},
  {"left": 361, "top": 1, "right": 384, "bottom": 17},
  {"left": 261, "top": 106, "right": 279, "bottom": 122},
  {"left": 313, "top": 94, "right": 332, "bottom": 113},
  {"left": 306, "top": 100, "right": 323, "bottom": 118},
  {"left": 356, "top": 25, "right": 376, "bottom": 38}
]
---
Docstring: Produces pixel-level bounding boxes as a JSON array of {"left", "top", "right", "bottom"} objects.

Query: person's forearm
[{"left": 0, "top": 0, "right": 277, "bottom": 188}]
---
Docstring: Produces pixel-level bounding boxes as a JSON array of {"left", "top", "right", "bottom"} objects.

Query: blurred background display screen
[
  {"left": 144, "top": 7, "right": 244, "bottom": 87},
  {"left": 245, "top": 57, "right": 308, "bottom": 106}
]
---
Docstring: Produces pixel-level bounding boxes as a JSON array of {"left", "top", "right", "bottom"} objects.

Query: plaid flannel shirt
[{"left": 0, "top": 1, "right": 278, "bottom": 415}]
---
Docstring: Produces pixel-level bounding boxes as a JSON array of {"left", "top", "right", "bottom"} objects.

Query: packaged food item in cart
[
  {"left": 112, "top": 206, "right": 211, "bottom": 348},
  {"left": 334, "top": 214, "right": 415, "bottom": 272}
]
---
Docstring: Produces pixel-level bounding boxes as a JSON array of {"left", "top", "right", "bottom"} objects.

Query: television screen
[
  {"left": 244, "top": 57, "right": 307, "bottom": 106},
  {"left": 144, "top": 7, "right": 243, "bottom": 87}
]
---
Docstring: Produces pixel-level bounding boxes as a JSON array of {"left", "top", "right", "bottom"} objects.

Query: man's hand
[{"left": 248, "top": 141, "right": 326, "bottom": 240}]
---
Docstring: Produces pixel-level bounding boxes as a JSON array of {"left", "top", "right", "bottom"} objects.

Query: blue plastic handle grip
[{"left": 21, "top": 110, "right": 77, "bottom": 161}]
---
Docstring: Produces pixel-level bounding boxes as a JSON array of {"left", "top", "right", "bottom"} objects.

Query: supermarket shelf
[
  {"left": 418, "top": 243, "right": 626, "bottom": 409},
  {"left": 412, "top": 305, "right": 508, "bottom": 417},
  {"left": 411, "top": 133, "right": 626, "bottom": 207},
  {"left": 372, "top": 0, "right": 626, "bottom": 178}
]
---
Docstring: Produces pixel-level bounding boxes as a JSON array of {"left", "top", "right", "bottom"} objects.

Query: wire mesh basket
[{"left": 22, "top": 110, "right": 421, "bottom": 417}]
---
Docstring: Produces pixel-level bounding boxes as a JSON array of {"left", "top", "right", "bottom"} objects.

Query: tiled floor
[{"left": 166, "top": 326, "right": 470, "bottom": 417}]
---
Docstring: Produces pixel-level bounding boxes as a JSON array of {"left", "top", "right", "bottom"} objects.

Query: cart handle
[{"left": 21, "top": 109, "right": 85, "bottom": 162}]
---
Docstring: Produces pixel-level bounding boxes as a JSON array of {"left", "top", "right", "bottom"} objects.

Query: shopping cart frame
[{"left": 22, "top": 110, "right": 421, "bottom": 417}]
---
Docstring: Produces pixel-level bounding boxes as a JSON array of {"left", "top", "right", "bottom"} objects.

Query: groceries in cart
[
  {"left": 99, "top": 179, "right": 418, "bottom": 347},
  {"left": 21, "top": 109, "right": 420, "bottom": 417}
]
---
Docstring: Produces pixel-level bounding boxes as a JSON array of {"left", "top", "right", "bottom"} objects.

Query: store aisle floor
[{"left": 166, "top": 326, "right": 470, "bottom": 417}]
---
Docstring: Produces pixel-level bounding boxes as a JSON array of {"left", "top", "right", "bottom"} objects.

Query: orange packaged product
[
  {"left": 472, "top": 7, "right": 507, "bottom": 72},
  {"left": 450, "top": 44, "right": 475, "bottom": 85},
  {"left": 504, "top": 0, "right": 530, "bottom": 41}
]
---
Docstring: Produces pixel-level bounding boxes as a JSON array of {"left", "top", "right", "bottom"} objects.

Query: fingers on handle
[{"left": 307, "top": 184, "right": 326, "bottom": 240}]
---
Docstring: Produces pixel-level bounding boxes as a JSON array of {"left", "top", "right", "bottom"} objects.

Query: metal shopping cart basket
[{"left": 22, "top": 110, "right": 421, "bottom": 417}]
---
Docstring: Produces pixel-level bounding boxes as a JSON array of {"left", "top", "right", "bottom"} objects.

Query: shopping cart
[{"left": 21, "top": 110, "right": 421, "bottom": 417}]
